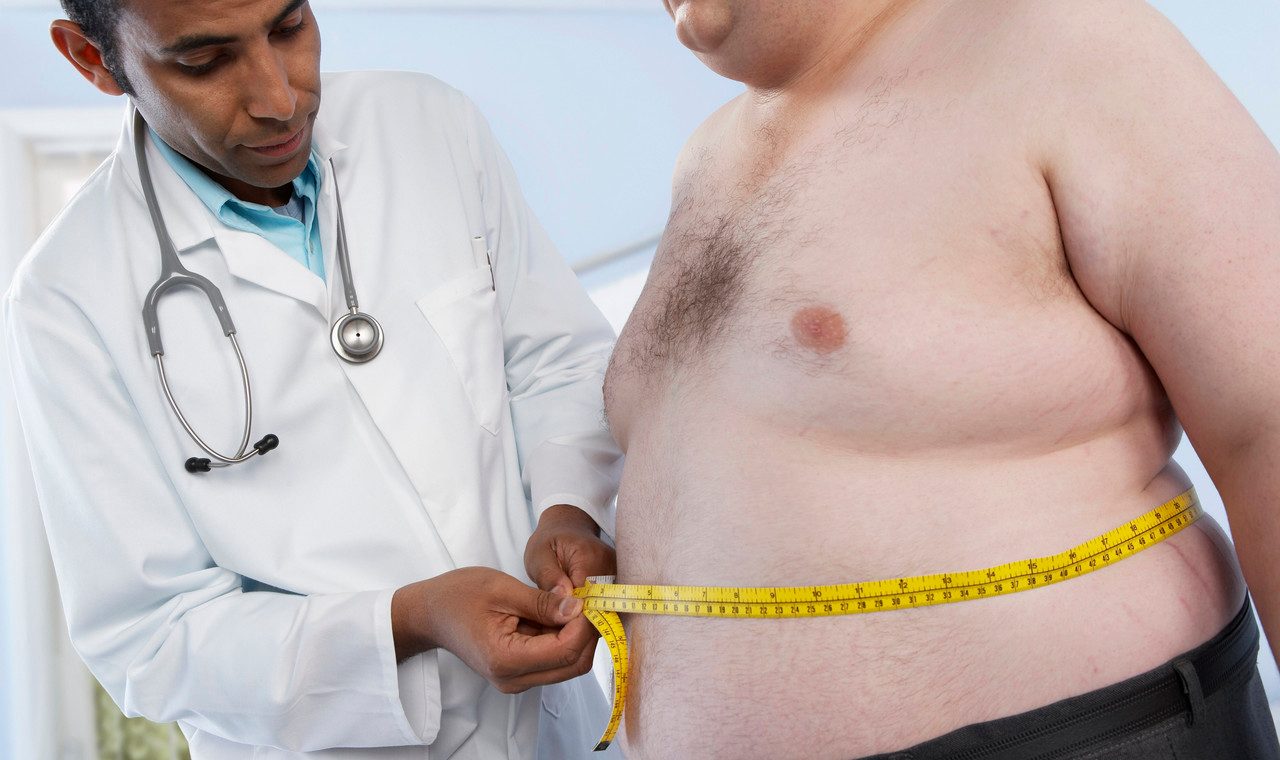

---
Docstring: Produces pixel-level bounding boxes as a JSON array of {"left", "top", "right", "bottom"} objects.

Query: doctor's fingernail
[{"left": 559, "top": 597, "right": 582, "bottom": 617}]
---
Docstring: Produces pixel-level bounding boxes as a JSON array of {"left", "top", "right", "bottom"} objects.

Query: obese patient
[{"left": 604, "top": 1, "right": 1280, "bottom": 758}]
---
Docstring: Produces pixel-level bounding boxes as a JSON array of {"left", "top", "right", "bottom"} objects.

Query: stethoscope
[{"left": 133, "top": 108, "right": 384, "bottom": 474}]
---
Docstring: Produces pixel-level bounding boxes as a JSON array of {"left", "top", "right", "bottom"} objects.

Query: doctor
[{"left": 4, "top": 0, "right": 623, "bottom": 758}]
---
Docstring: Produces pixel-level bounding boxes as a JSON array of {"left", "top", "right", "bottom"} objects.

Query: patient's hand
[{"left": 524, "top": 504, "right": 616, "bottom": 596}]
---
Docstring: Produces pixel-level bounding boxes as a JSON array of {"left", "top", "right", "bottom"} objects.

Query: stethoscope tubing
[
  {"left": 135, "top": 101, "right": 494, "bottom": 472},
  {"left": 154, "top": 337, "right": 256, "bottom": 466},
  {"left": 132, "top": 104, "right": 380, "bottom": 471}
]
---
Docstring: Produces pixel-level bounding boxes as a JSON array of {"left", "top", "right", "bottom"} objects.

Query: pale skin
[
  {"left": 51, "top": 0, "right": 614, "bottom": 696},
  {"left": 605, "top": 0, "right": 1280, "bottom": 757}
]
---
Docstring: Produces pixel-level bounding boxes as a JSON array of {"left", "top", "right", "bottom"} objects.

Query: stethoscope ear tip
[
  {"left": 253, "top": 434, "right": 280, "bottom": 454},
  {"left": 185, "top": 457, "right": 212, "bottom": 473}
]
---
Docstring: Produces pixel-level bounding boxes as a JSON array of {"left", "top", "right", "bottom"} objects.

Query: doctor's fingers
[
  {"left": 492, "top": 632, "right": 599, "bottom": 694},
  {"left": 562, "top": 538, "right": 616, "bottom": 589},
  {"left": 513, "top": 614, "right": 602, "bottom": 641},
  {"left": 535, "top": 532, "right": 615, "bottom": 590},
  {"left": 502, "top": 578, "right": 583, "bottom": 628},
  {"left": 524, "top": 537, "right": 574, "bottom": 594},
  {"left": 540, "top": 534, "right": 616, "bottom": 592},
  {"left": 489, "top": 616, "right": 598, "bottom": 689},
  {"left": 515, "top": 618, "right": 567, "bottom": 637},
  {"left": 528, "top": 567, "right": 574, "bottom": 598}
]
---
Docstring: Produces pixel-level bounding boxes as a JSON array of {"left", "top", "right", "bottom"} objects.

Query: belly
[{"left": 611, "top": 410, "right": 1245, "bottom": 759}]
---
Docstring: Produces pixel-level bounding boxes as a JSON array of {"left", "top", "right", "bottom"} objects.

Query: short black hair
[{"left": 60, "top": 0, "right": 135, "bottom": 95}]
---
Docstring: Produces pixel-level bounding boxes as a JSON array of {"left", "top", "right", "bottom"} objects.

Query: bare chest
[{"left": 606, "top": 118, "right": 1160, "bottom": 454}]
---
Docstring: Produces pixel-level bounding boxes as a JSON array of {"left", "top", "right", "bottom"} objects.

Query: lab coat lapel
[
  {"left": 213, "top": 226, "right": 329, "bottom": 316},
  {"left": 117, "top": 104, "right": 331, "bottom": 315}
]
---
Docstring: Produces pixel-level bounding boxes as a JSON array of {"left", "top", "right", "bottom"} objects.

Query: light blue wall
[{"left": 1153, "top": 0, "right": 1280, "bottom": 147}]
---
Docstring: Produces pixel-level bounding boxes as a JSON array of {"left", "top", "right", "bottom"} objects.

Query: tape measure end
[{"left": 593, "top": 741, "right": 613, "bottom": 752}]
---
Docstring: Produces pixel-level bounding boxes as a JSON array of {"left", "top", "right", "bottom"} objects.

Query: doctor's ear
[{"left": 51, "top": 20, "right": 127, "bottom": 97}]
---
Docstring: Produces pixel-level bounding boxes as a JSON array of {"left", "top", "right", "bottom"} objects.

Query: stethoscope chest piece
[{"left": 331, "top": 310, "right": 384, "bottom": 363}]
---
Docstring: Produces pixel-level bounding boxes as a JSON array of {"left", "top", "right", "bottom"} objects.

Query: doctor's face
[{"left": 115, "top": 0, "right": 322, "bottom": 205}]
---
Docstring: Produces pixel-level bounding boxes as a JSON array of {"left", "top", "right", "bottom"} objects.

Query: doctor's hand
[
  {"left": 392, "top": 567, "right": 597, "bottom": 693},
  {"left": 524, "top": 504, "right": 616, "bottom": 596}
]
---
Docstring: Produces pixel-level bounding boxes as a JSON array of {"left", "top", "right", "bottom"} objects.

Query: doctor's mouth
[{"left": 246, "top": 125, "right": 307, "bottom": 158}]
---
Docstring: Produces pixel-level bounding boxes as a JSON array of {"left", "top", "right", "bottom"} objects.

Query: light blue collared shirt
[{"left": 151, "top": 130, "right": 326, "bottom": 280}]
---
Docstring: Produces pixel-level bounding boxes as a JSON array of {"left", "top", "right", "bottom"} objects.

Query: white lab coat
[{"left": 4, "top": 71, "right": 623, "bottom": 759}]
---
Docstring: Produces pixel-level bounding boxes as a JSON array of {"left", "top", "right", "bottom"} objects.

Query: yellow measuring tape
[{"left": 572, "top": 489, "right": 1201, "bottom": 751}]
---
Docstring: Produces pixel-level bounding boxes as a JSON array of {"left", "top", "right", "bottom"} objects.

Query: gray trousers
[{"left": 861, "top": 597, "right": 1280, "bottom": 760}]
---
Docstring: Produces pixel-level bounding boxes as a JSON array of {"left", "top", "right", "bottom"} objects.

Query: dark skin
[
  {"left": 397, "top": 505, "right": 615, "bottom": 693},
  {"left": 50, "top": 0, "right": 615, "bottom": 694},
  {"left": 524, "top": 504, "right": 618, "bottom": 598}
]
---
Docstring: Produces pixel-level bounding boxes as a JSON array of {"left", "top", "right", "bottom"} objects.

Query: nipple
[{"left": 790, "top": 306, "right": 847, "bottom": 355}]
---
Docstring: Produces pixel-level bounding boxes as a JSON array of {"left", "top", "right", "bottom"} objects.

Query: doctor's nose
[{"left": 245, "top": 50, "right": 298, "bottom": 122}]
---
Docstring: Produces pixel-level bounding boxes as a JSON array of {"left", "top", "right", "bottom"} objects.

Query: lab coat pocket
[{"left": 417, "top": 266, "right": 507, "bottom": 435}]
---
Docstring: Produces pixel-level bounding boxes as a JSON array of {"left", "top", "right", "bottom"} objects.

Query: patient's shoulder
[
  {"left": 967, "top": 0, "right": 1204, "bottom": 96},
  {"left": 670, "top": 94, "right": 745, "bottom": 191}
]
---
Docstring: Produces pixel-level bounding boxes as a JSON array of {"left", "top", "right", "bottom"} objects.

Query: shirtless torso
[{"left": 604, "top": 1, "right": 1279, "bottom": 757}]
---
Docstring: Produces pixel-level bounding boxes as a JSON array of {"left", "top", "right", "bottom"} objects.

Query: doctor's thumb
[{"left": 524, "top": 586, "right": 583, "bottom": 626}]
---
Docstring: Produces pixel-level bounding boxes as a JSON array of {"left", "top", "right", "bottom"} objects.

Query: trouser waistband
[{"left": 866, "top": 596, "right": 1261, "bottom": 760}]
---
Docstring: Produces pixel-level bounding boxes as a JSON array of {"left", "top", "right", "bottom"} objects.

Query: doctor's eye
[
  {"left": 273, "top": 21, "right": 307, "bottom": 39},
  {"left": 177, "top": 55, "right": 228, "bottom": 77},
  {"left": 272, "top": 12, "right": 308, "bottom": 39}
]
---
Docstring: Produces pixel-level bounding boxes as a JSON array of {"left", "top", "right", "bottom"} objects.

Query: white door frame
[{"left": 0, "top": 105, "right": 123, "bottom": 760}]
